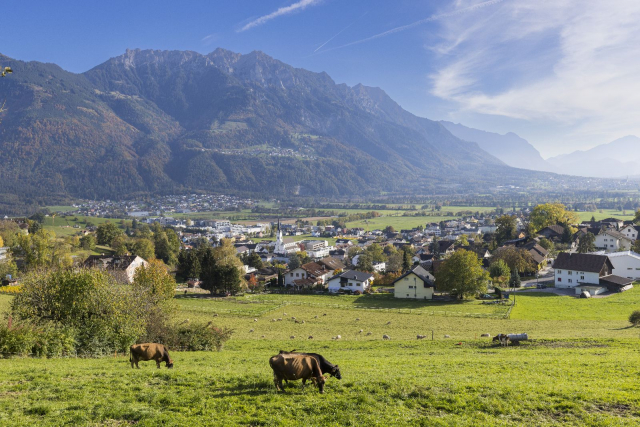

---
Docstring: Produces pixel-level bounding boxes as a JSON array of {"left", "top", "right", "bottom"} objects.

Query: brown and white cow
[
  {"left": 269, "top": 353, "right": 325, "bottom": 393},
  {"left": 130, "top": 343, "right": 174, "bottom": 369}
]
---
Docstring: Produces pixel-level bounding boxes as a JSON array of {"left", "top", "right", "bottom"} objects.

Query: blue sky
[{"left": 3, "top": 0, "right": 640, "bottom": 157}]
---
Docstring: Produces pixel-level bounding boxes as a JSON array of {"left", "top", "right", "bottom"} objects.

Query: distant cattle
[
  {"left": 481, "top": 333, "right": 491, "bottom": 337},
  {"left": 279, "top": 350, "right": 342, "bottom": 380},
  {"left": 383, "top": 334, "right": 391, "bottom": 340},
  {"left": 493, "top": 334, "right": 510, "bottom": 346},
  {"left": 269, "top": 353, "right": 325, "bottom": 393},
  {"left": 366, "top": 332, "right": 372, "bottom": 336},
  {"left": 416, "top": 334, "right": 426, "bottom": 339},
  {"left": 130, "top": 343, "right": 173, "bottom": 369},
  {"left": 444, "top": 335, "right": 450, "bottom": 338}
]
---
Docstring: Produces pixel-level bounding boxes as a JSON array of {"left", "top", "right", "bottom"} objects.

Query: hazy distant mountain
[
  {"left": 440, "top": 121, "right": 555, "bottom": 172},
  {"left": 546, "top": 135, "right": 640, "bottom": 178},
  {"left": 0, "top": 48, "right": 556, "bottom": 211}
]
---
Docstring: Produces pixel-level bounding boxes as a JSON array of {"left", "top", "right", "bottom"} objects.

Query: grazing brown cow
[
  {"left": 130, "top": 343, "right": 174, "bottom": 369},
  {"left": 269, "top": 353, "right": 325, "bottom": 393}
]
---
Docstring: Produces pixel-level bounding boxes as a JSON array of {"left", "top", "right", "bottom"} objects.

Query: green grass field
[
  {"left": 577, "top": 209, "right": 635, "bottom": 222},
  {"left": 3, "top": 288, "right": 640, "bottom": 425}
]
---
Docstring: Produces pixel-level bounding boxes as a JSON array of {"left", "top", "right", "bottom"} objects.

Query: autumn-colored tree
[
  {"left": 492, "top": 246, "right": 536, "bottom": 274},
  {"left": 133, "top": 259, "right": 177, "bottom": 303},
  {"left": 528, "top": 203, "right": 579, "bottom": 235}
]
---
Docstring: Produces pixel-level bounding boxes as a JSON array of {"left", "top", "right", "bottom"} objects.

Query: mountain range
[
  {"left": 546, "top": 136, "right": 640, "bottom": 178},
  {"left": 440, "top": 121, "right": 555, "bottom": 173},
  {"left": 0, "top": 48, "right": 590, "bottom": 211}
]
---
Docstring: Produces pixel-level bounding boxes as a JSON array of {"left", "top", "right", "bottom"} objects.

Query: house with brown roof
[
  {"left": 284, "top": 261, "right": 333, "bottom": 288},
  {"left": 553, "top": 252, "right": 633, "bottom": 296},
  {"left": 538, "top": 225, "right": 565, "bottom": 242},
  {"left": 594, "top": 229, "right": 633, "bottom": 253}
]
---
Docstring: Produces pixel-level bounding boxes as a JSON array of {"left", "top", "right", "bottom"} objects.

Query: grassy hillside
[{"left": 2, "top": 289, "right": 640, "bottom": 425}]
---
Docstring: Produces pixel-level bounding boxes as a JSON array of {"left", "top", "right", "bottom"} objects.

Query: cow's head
[
  {"left": 329, "top": 365, "right": 342, "bottom": 380},
  {"left": 166, "top": 359, "right": 174, "bottom": 369},
  {"left": 316, "top": 375, "right": 326, "bottom": 394}
]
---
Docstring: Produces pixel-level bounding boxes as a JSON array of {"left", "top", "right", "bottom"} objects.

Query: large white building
[
  {"left": 553, "top": 252, "right": 633, "bottom": 296},
  {"left": 592, "top": 251, "right": 640, "bottom": 281}
]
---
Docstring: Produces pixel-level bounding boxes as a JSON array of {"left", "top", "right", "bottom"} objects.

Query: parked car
[{"left": 536, "top": 284, "right": 547, "bottom": 289}]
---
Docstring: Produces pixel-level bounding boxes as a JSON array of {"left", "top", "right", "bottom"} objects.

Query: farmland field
[
  {"left": 577, "top": 209, "right": 635, "bottom": 222},
  {"left": 2, "top": 290, "right": 640, "bottom": 425}
]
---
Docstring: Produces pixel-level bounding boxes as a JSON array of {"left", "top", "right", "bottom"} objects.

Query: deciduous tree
[
  {"left": 528, "top": 203, "right": 579, "bottom": 235},
  {"left": 435, "top": 249, "right": 489, "bottom": 299},
  {"left": 577, "top": 232, "right": 596, "bottom": 254}
]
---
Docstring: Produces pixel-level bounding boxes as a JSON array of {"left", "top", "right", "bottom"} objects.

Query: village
[{"left": 3, "top": 202, "right": 639, "bottom": 303}]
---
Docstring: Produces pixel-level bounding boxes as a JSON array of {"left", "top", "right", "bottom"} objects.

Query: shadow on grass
[
  {"left": 514, "top": 292, "right": 562, "bottom": 298},
  {"left": 209, "top": 378, "right": 274, "bottom": 398},
  {"left": 609, "top": 325, "right": 635, "bottom": 330},
  {"left": 351, "top": 294, "right": 474, "bottom": 309}
]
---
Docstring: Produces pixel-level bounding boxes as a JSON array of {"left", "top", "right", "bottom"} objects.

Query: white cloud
[
  {"left": 430, "top": 0, "right": 640, "bottom": 147},
  {"left": 238, "top": 0, "right": 323, "bottom": 33}
]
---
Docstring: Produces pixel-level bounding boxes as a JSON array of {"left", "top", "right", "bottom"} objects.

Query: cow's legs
[
  {"left": 273, "top": 374, "right": 282, "bottom": 391},
  {"left": 156, "top": 360, "right": 161, "bottom": 369}
]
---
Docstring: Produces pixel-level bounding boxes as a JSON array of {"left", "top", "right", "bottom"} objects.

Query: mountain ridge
[{"left": 0, "top": 48, "right": 558, "bottom": 212}]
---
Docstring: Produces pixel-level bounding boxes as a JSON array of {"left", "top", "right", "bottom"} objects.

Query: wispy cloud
[
  {"left": 429, "top": 0, "right": 640, "bottom": 151},
  {"left": 313, "top": 12, "right": 369, "bottom": 53},
  {"left": 201, "top": 33, "right": 219, "bottom": 46},
  {"left": 238, "top": 0, "right": 323, "bottom": 33},
  {"left": 314, "top": 0, "right": 505, "bottom": 54}
]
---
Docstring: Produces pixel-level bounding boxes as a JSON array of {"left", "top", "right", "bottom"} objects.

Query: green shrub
[
  {"left": 172, "top": 322, "right": 233, "bottom": 351},
  {"left": 629, "top": 310, "right": 640, "bottom": 326},
  {"left": 0, "top": 323, "right": 75, "bottom": 357}
]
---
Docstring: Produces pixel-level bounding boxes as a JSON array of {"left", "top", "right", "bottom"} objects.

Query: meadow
[{"left": 2, "top": 289, "right": 640, "bottom": 426}]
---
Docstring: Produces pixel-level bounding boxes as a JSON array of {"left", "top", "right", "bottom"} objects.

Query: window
[
  {"left": 558, "top": 278, "right": 562, "bottom": 282},
  {"left": 568, "top": 271, "right": 572, "bottom": 275},
  {"left": 407, "top": 294, "right": 410, "bottom": 297},
  {"left": 628, "top": 268, "right": 633, "bottom": 270},
  {"left": 568, "top": 279, "right": 572, "bottom": 283},
  {"left": 557, "top": 270, "right": 562, "bottom": 274},
  {"left": 580, "top": 276, "right": 585, "bottom": 280},
  {"left": 296, "top": 273, "right": 299, "bottom": 277},
  {"left": 408, "top": 285, "right": 414, "bottom": 289},
  {"left": 290, "top": 273, "right": 293, "bottom": 277}
]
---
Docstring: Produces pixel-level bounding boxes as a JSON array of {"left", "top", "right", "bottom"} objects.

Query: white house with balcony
[
  {"left": 594, "top": 229, "right": 633, "bottom": 253},
  {"left": 327, "top": 270, "right": 373, "bottom": 293}
]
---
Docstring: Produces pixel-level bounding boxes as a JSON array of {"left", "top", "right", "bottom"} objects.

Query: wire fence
[{"left": 180, "top": 297, "right": 511, "bottom": 319}]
